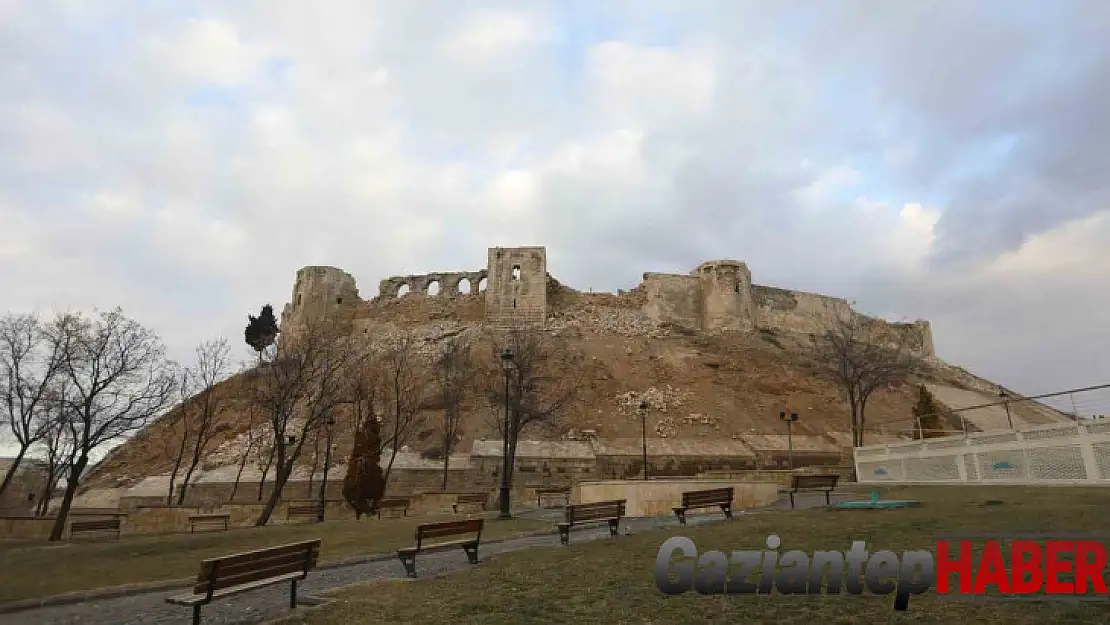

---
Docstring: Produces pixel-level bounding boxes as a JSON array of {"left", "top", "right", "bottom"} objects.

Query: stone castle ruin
[{"left": 280, "top": 245, "right": 935, "bottom": 357}]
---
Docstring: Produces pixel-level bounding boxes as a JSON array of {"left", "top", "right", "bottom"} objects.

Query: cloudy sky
[{"left": 2, "top": 0, "right": 1108, "bottom": 411}]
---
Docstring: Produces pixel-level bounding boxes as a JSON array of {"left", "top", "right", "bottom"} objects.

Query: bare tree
[
  {"left": 162, "top": 367, "right": 193, "bottom": 505},
  {"left": 435, "top": 336, "right": 474, "bottom": 490},
  {"left": 0, "top": 313, "right": 66, "bottom": 499},
  {"left": 245, "top": 306, "right": 279, "bottom": 501},
  {"left": 348, "top": 358, "right": 379, "bottom": 443},
  {"left": 45, "top": 309, "right": 177, "bottom": 541},
  {"left": 376, "top": 331, "right": 428, "bottom": 488},
  {"left": 809, "top": 302, "right": 920, "bottom": 447},
  {"left": 251, "top": 322, "right": 361, "bottom": 526},
  {"left": 255, "top": 424, "right": 275, "bottom": 501},
  {"left": 485, "top": 325, "right": 584, "bottom": 496},
  {"left": 175, "top": 339, "right": 232, "bottom": 505},
  {"left": 306, "top": 426, "right": 321, "bottom": 496},
  {"left": 227, "top": 405, "right": 254, "bottom": 502},
  {"left": 36, "top": 392, "right": 75, "bottom": 517}
]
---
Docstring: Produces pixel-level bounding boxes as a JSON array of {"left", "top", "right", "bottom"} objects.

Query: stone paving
[{"left": 8, "top": 494, "right": 847, "bottom": 625}]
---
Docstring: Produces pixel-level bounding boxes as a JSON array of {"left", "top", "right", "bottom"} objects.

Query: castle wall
[
  {"left": 696, "top": 260, "right": 755, "bottom": 331},
  {"left": 378, "top": 270, "right": 487, "bottom": 299},
  {"left": 640, "top": 272, "right": 702, "bottom": 327},
  {"left": 280, "top": 266, "right": 360, "bottom": 336},
  {"left": 751, "top": 285, "right": 851, "bottom": 334},
  {"left": 871, "top": 319, "right": 936, "bottom": 357},
  {"left": 485, "top": 247, "right": 547, "bottom": 326},
  {"left": 278, "top": 247, "right": 934, "bottom": 358}
]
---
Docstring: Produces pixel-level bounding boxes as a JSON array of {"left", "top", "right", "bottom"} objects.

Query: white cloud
[
  {"left": 976, "top": 210, "right": 1110, "bottom": 282},
  {"left": 793, "top": 165, "right": 864, "bottom": 207},
  {"left": 444, "top": 10, "right": 550, "bottom": 65},
  {"left": 589, "top": 41, "right": 717, "bottom": 122},
  {"left": 151, "top": 18, "right": 269, "bottom": 85},
  {"left": 0, "top": 0, "right": 1106, "bottom": 412}
]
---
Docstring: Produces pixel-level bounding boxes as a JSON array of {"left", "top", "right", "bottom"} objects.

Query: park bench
[
  {"left": 166, "top": 539, "right": 320, "bottom": 625},
  {"left": 557, "top": 499, "right": 626, "bottom": 546},
  {"left": 286, "top": 503, "right": 323, "bottom": 522},
  {"left": 377, "top": 497, "right": 411, "bottom": 519},
  {"left": 788, "top": 474, "right": 840, "bottom": 508},
  {"left": 536, "top": 487, "right": 571, "bottom": 508},
  {"left": 189, "top": 513, "right": 231, "bottom": 533},
  {"left": 452, "top": 492, "right": 488, "bottom": 514},
  {"left": 672, "top": 487, "right": 734, "bottom": 525},
  {"left": 69, "top": 518, "right": 121, "bottom": 540},
  {"left": 396, "top": 519, "right": 483, "bottom": 578}
]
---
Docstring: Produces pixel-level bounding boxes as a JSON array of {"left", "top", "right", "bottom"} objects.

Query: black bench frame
[
  {"left": 69, "top": 518, "right": 121, "bottom": 540},
  {"left": 397, "top": 519, "right": 483, "bottom": 578},
  {"left": 166, "top": 539, "right": 320, "bottom": 625},
  {"left": 377, "top": 497, "right": 411, "bottom": 519},
  {"left": 536, "top": 487, "right": 571, "bottom": 508},
  {"left": 788, "top": 474, "right": 840, "bottom": 508},
  {"left": 452, "top": 493, "right": 488, "bottom": 514},
  {"left": 188, "top": 513, "right": 231, "bottom": 533},
  {"left": 557, "top": 500, "right": 626, "bottom": 546},
  {"left": 672, "top": 487, "right": 734, "bottom": 525}
]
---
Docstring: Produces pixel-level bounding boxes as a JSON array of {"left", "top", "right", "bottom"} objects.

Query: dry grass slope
[{"left": 277, "top": 486, "right": 1110, "bottom": 625}]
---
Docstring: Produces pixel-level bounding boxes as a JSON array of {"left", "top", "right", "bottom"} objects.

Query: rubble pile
[
  {"left": 614, "top": 385, "right": 692, "bottom": 416},
  {"left": 547, "top": 305, "right": 666, "bottom": 337}
]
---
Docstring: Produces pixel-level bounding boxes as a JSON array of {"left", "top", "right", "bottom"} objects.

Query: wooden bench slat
[
  {"left": 418, "top": 519, "right": 482, "bottom": 540},
  {"left": 792, "top": 475, "right": 839, "bottom": 488},
  {"left": 196, "top": 547, "right": 320, "bottom": 584},
  {"left": 198, "top": 540, "right": 321, "bottom": 575},
  {"left": 567, "top": 500, "right": 625, "bottom": 524},
  {"left": 200, "top": 557, "right": 317, "bottom": 594},
  {"left": 71, "top": 519, "right": 120, "bottom": 531},
  {"left": 399, "top": 537, "right": 477, "bottom": 556}
]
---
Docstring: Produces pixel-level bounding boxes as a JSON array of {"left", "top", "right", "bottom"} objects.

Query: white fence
[{"left": 854, "top": 420, "right": 1110, "bottom": 485}]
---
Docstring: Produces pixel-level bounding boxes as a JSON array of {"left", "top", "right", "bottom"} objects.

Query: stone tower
[
  {"left": 280, "top": 266, "right": 360, "bottom": 337},
  {"left": 484, "top": 246, "right": 547, "bottom": 326},
  {"left": 694, "top": 260, "right": 755, "bottom": 331}
]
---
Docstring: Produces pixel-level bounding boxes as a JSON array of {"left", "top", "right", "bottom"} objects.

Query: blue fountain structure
[{"left": 835, "top": 490, "right": 921, "bottom": 510}]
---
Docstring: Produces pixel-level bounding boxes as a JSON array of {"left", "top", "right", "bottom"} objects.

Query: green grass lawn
[
  {"left": 278, "top": 486, "right": 1110, "bottom": 624},
  {"left": 0, "top": 513, "right": 549, "bottom": 604}
]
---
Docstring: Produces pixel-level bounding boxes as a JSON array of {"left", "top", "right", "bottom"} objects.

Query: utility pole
[
  {"left": 780, "top": 411, "right": 798, "bottom": 470},
  {"left": 317, "top": 416, "right": 334, "bottom": 523},
  {"left": 498, "top": 347, "right": 514, "bottom": 519},
  {"left": 999, "top": 390, "right": 1014, "bottom": 430},
  {"left": 638, "top": 397, "right": 650, "bottom": 480}
]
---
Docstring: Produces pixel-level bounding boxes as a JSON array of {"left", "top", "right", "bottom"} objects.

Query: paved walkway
[{"left": 10, "top": 494, "right": 847, "bottom": 625}]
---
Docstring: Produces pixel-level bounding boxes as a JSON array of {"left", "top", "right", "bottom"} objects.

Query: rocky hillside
[{"left": 80, "top": 281, "right": 1069, "bottom": 492}]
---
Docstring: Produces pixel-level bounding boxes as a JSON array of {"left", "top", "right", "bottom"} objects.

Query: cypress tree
[{"left": 343, "top": 413, "right": 386, "bottom": 519}]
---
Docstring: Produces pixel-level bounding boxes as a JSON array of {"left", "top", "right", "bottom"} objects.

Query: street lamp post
[
  {"left": 317, "top": 416, "right": 335, "bottom": 523},
  {"left": 780, "top": 411, "right": 799, "bottom": 470},
  {"left": 999, "top": 391, "right": 1014, "bottom": 430},
  {"left": 638, "top": 397, "right": 650, "bottom": 480},
  {"left": 498, "top": 347, "right": 514, "bottom": 519}
]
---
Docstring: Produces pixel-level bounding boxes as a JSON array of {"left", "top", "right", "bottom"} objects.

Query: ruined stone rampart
[
  {"left": 279, "top": 246, "right": 936, "bottom": 358},
  {"left": 378, "top": 270, "right": 487, "bottom": 299}
]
